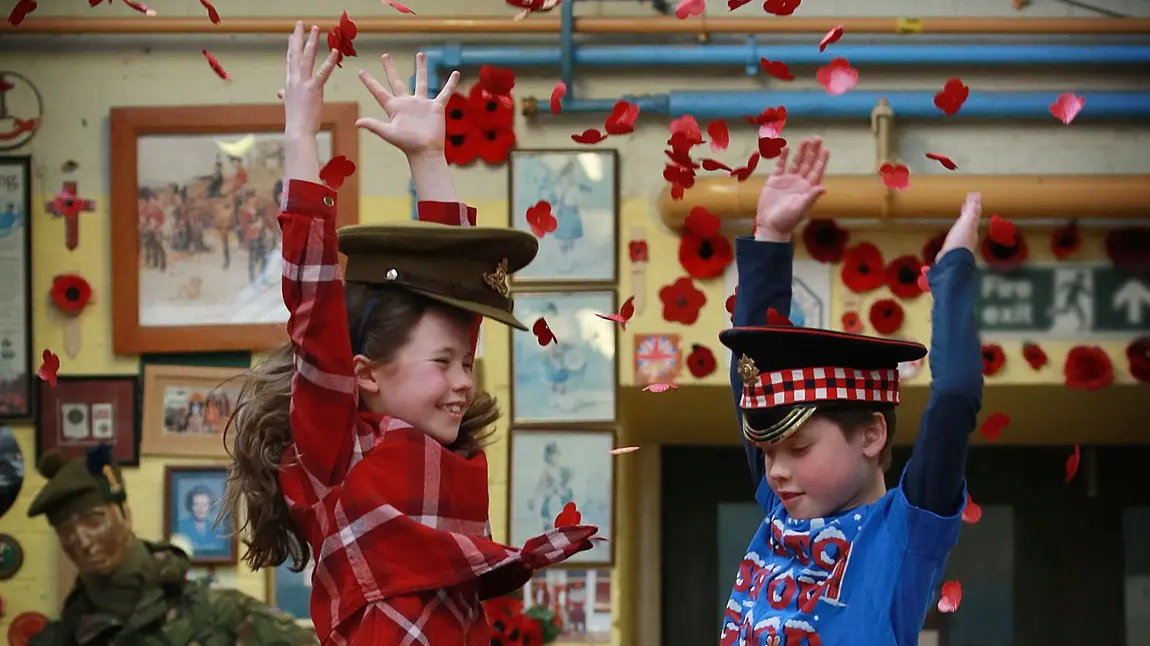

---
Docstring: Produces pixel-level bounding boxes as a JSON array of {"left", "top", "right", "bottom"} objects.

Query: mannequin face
[{"left": 55, "top": 503, "right": 133, "bottom": 578}]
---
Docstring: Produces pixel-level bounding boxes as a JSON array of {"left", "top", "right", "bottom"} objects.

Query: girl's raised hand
[
  {"left": 755, "top": 137, "right": 830, "bottom": 241},
  {"left": 283, "top": 22, "right": 340, "bottom": 139},
  {"left": 356, "top": 52, "right": 461, "bottom": 156}
]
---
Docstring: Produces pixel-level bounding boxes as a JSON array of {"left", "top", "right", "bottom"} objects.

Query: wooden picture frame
[
  {"left": 141, "top": 364, "right": 245, "bottom": 459},
  {"left": 36, "top": 375, "right": 140, "bottom": 466},
  {"left": 163, "top": 465, "right": 237, "bottom": 565},
  {"left": 109, "top": 103, "right": 359, "bottom": 354},
  {"left": 508, "top": 149, "right": 620, "bottom": 286},
  {"left": 508, "top": 289, "right": 619, "bottom": 427},
  {"left": 508, "top": 428, "right": 617, "bottom": 566},
  {"left": 0, "top": 155, "right": 33, "bottom": 422}
]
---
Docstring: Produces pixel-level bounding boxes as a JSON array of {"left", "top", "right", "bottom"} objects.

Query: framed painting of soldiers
[
  {"left": 163, "top": 465, "right": 237, "bottom": 565},
  {"left": 36, "top": 375, "right": 140, "bottom": 466},
  {"left": 109, "top": 103, "right": 360, "bottom": 354},
  {"left": 0, "top": 155, "right": 33, "bottom": 422},
  {"left": 141, "top": 364, "right": 244, "bottom": 459}
]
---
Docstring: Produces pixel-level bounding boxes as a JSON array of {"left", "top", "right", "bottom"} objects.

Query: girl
[{"left": 221, "top": 23, "right": 597, "bottom": 646}]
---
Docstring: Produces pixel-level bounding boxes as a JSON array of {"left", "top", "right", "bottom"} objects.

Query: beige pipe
[
  {"left": 658, "top": 175, "right": 1150, "bottom": 230},
  {"left": 5, "top": 16, "right": 1150, "bottom": 35}
]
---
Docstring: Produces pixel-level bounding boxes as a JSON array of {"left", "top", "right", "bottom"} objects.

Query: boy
[{"left": 720, "top": 137, "right": 983, "bottom": 645}]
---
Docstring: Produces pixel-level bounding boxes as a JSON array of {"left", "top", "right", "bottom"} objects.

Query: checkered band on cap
[{"left": 740, "top": 366, "right": 901, "bottom": 410}]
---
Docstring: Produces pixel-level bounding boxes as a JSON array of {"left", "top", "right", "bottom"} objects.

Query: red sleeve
[
  {"left": 417, "top": 201, "right": 477, "bottom": 226},
  {"left": 278, "top": 179, "right": 357, "bottom": 485}
]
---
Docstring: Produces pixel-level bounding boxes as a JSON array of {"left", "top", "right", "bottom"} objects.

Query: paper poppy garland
[
  {"left": 50, "top": 274, "right": 93, "bottom": 359},
  {"left": 444, "top": 65, "right": 517, "bottom": 167}
]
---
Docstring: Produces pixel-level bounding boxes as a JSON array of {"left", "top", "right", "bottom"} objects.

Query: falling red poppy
[
  {"left": 868, "top": 299, "right": 904, "bottom": 336},
  {"left": 841, "top": 311, "right": 863, "bottom": 334},
  {"left": 1066, "top": 444, "right": 1081, "bottom": 482},
  {"left": 1127, "top": 337, "right": 1150, "bottom": 384},
  {"left": 980, "top": 231, "right": 1029, "bottom": 271},
  {"left": 554, "top": 501, "right": 582, "bottom": 527},
  {"left": 766, "top": 307, "right": 793, "bottom": 326},
  {"left": 686, "top": 344, "right": 717, "bottom": 378},
  {"left": 51, "top": 274, "right": 92, "bottom": 315},
  {"left": 444, "top": 93, "right": 473, "bottom": 135},
  {"left": 937, "top": 580, "right": 963, "bottom": 613},
  {"left": 885, "top": 255, "right": 924, "bottom": 300},
  {"left": 802, "top": 219, "right": 849, "bottom": 263},
  {"left": 922, "top": 231, "right": 947, "bottom": 267},
  {"left": 1051, "top": 221, "right": 1081, "bottom": 260},
  {"left": 978, "top": 412, "right": 1010, "bottom": 442},
  {"left": 962, "top": 492, "right": 981, "bottom": 524},
  {"left": 726, "top": 289, "right": 737, "bottom": 323},
  {"left": 1022, "top": 342, "right": 1048, "bottom": 371},
  {"left": 476, "top": 64, "right": 516, "bottom": 96},
  {"left": 659, "top": 276, "right": 707, "bottom": 325},
  {"left": 1105, "top": 226, "right": 1150, "bottom": 274},
  {"left": 1064, "top": 345, "right": 1113, "bottom": 391},
  {"left": 841, "top": 242, "right": 886, "bottom": 293},
  {"left": 445, "top": 131, "right": 480, "bottom": 166},
  {"left": 629, "top": 240, "right": 649, "bottom": 263},
  {"left": 981, "top": 343, "right": 1005, "bottom": 376},
  {"left": 476, "top": 128, "right": 516, "bottom": 165},
  {"left": 679, "top": 207, "right": 733, "bottom": 279}
]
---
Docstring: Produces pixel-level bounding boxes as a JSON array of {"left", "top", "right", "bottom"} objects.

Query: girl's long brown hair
[{"left": 221, "top": 282, "right": 501, "bottom": 572}]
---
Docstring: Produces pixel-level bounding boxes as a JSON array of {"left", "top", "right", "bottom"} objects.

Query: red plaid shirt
[{"left": 277, "top": 180, "right": 597, "bottom": 646}]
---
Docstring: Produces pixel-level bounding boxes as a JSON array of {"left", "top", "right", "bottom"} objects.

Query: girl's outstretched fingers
[{"left": 433, "top": 71, "right": 461, "bottom": 106}]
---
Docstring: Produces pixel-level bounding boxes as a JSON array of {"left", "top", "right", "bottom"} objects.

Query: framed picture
[
  {"left": 509, "top": 429, "right": 615, "bottom": 565},
  {"left": 0, "top": 156, "right": 32, "bottom": 422},
  {"left": 36, "top": 375, "right": 140, "bottom": 466},
  {"left": 524, "top": 568, "right": 613, "bottom": 643},
  {"left": 510, "top": 291, "right": 618, "bottom": 426},
  {"left": 509, "top": 149, "right": 619, "bottom": 285},
  {"left": 109, "top": 103, "right": 360, "bottom": 354},
  {"left": 267, "top": 560, "right": 315, "bottom": 623},
  {"left": 163, "top": 465, "right": 237, "bottom": 565},
  {"left": 141, "top": 364, "right": 244, "bottom": 459}
]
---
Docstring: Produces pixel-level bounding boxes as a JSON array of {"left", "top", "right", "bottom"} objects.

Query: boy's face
[{"left": 759, "top": 413, "right": 885, "bottom": 519}]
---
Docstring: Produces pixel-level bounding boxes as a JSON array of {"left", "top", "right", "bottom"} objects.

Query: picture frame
[
  {"left": 508, "top": 429, "right": 616, "bottom": 566},
  {"left": 267, "top": 560, "right": 316, "bottom": 624},
  {"left": 163, "top": 465, "right": 237, "bottom": 565},
  {"left": 0, "top": 155, "right": 33, "bottom": 422},
  {"left": 36, "top": 375, "right": 140, "bottom": 466},
  {"left": 109, "top": 103, "right": 360, "bottom": 355},
  {"left": 524, "top": 568, "right": 613, "bottom": 643},
  {"left": 509, "top": 149, "right": 619, "bottom": 285},
  {"left": 141, "top": 364, "right": 245, "bottom": 459},
  {"left": 509, "top": 290, "right": 618, "bottom": 426}
]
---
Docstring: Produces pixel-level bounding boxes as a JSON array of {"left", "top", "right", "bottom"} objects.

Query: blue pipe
[
  {"left": 556, "top": 90, "right": 1150, "bottom": 119},
  {"left": 560, "top": 0, "right": 576, "bottom": 99}
]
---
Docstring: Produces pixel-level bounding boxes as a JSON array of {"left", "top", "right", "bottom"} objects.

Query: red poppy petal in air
[
  {"left": 572, "top": 128, "right": 607, "bottom": 144},
  {"left": 1066, "top": 444, "right": 1081, "bottom": 482},
  {"left": 707, "top": 119, "right": 730, "bottom": 151},
  {"left": 819, "top": 24, "right": 844, "bottom": 51},
  {"left": 937, "top": 581, "right": 962, "bottom": 613},
  {"left": 759, "top": 58, "right": 795, "bottom": 81},
  {"left": 199, "top": 0, "right": 220, "bottom": 22},
  {"left": 925, "top": 152, "right": 958, "bottom": 170},
  {"left": 550, "top": 81, "right": 567, "bottom": 114},
  {"left": 38, "top": 349, "right": 60, "bottom": 386},
  {"left": 202, "top": 49, "right": 230, "bottom": 80},
  {"left": 1050, "top": 92, "right": 1084, "bottom": 125}
]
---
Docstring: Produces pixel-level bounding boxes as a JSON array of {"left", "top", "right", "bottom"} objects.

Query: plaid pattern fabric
[
  {"left": 741, "top": 366, "right": 900, "bottom": 410},
  {"left": 277, "top": 182, "right": 597, "bottom": 646},
  {"left": 418, "top": 200, "right": 477, "bottom": 226}
]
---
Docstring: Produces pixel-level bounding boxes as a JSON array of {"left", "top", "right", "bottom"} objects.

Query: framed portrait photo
[
  {"left": 509, "top": 429, "right": 616, "bottom": 566},
  {"left": 510, "top": 290, "right": 618, "bottom": 426},
  {"left": 109, "top": 103, "right": 359, "bottom": 354},
  {"left": 0, "top": 155, "right": 33, "bottom": 422},
  {"left": 163, "top": 465, "right": 237, "bottom": 565},
  {"left": 36, "top": 375, "right": 140, "bottom": 466},
  {"left": 267, "top": 561, "right": 315, "bottom": 624},
  {"left": 141, "top": 364, "right": 244, "bottom": 459},
  {"left": 509, "top": 149, "right": 619, "bottom": 285}
]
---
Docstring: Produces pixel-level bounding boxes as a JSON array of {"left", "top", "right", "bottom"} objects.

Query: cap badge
[
  {"left": 102, "top": 465, "right": 123, "bottom": 495},
  {"left": 483, "top": 258, "right": 510, "bottom": 298},
  {"left": 737, "top": 354, "right": 760, "bottom": 385}
]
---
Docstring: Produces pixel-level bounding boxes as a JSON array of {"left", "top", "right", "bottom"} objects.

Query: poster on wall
[
  {"left": 524, "top": 568, "right": 613, "bottom": 643},
  {"left": 0, "top": 156, "right": 32, "bottom": 421},
  {"left": 722, "top": 260, "right": 832, "bottom": 365}
]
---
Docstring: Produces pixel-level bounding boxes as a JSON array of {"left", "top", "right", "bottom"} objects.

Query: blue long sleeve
[
  {"left": 901, "top": 248, "right": 984, "bottom": 515},
  {"left": 729, "top": 236, "right": 795, "bottom": 488}
]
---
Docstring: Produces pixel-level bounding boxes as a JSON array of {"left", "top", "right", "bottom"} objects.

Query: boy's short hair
[{"left": 816, "top": 403, "right": 897, "bottom": 470}]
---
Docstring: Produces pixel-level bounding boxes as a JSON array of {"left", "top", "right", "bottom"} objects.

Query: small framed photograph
[
  {"left": 141, "top": 365, "right": 244, "bottom": 459},
  {"left": 509, "top": 429, "right": 615, "bottom": 566},
  {"left": 36, "top": 375, "right": 140, "bottom": 466},
  {"left": 267, "top": 561, "right": 315, "bottom": 624},
  {"left": 524, "top": 568, "right": 613, "bottom": 643},
  {"left": 163, "top": 466, "right": 237, "bottom": 565},
  {"left": 509, "top": 149, "right": 619, "bottom": 285},
  {"left": 510, "top": 291, "right": 617, "bottom": 426}
]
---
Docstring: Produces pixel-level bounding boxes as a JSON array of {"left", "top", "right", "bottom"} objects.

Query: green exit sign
[{"left": 975, "top": 264, "right": 1150, "bottom": 338}]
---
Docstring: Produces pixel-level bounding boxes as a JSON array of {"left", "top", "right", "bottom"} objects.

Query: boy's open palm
[
  {"left": 756, "top": 137, "right": 830, "bottom": 239},
  {"left": 282, "top": 22, "right": 340, "bottom": 138},
  {"left": 357, "top": 52, "right": 461, "bottom": 155},
  {"left": 936, "top": 192, "right": 982, "bottom": 262}
]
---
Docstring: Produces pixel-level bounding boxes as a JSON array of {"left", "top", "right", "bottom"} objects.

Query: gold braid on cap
[
  {"left": 483, "top": 258, "right": 510, "bottom": 297},
  {"left": 741, "top": 406, "right": 818, "bottom": 445}
]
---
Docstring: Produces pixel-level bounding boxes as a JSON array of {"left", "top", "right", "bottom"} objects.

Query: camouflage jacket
[{"left": 29, "top": 541, "right": 318, "bottom": 646}]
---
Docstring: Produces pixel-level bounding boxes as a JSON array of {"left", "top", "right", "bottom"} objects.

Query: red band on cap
[{"left": 741, "top": 366, "right": 900, "bottom": 410}]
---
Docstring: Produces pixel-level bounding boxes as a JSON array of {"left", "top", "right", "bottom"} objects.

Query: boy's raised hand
[
  {"left": 936, "top": 192, "right": 982, "bottom": 263},
  {"left": 356, "top": 52, "right": 461, "bottom": 157},
  {"left": 283, "top": 22, "right": 340, "bottom": 139},
  {"left": 755, "top": 137, "right": 830, "bottom": 242}
]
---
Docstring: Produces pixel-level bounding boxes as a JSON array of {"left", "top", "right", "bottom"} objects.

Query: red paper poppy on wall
[
  {"left": 885, "top": 255, "right": 924, "bottom": 300},
  {"left": 1127, "top": 337, "right": 1150, "bottom": 383},
  {"left": 841, "top": 242, "right": 886, "bottom": 293},
  {"left": 725, "top": 289, "right": 737, "bottom": 323},
  {"left": 841, "top": 311, "right": 863, "bottom": 334},
  {"left": 1105, "top": 226, "right": 1150, "bottom": 274},
  {"left": 1022, "top": 342, "right": 1048, "bottom": 371},
  {"left": 468, "top": 85, "right": 515, "bottom": 130},
  {"left": 679, "top": 207, "right": 733, "bottom": 279},
  {"left": 441, "top": 65, "right": 518, "bottom": 167},
  {"left": 1064, "top": 345, "right": 1113, "bottom": 390},
  {"left": 659, "top": 277, "right": 707, "bottom": 325},
  {"left": 629, "top": 240, "right": 649, "bottom": 263},
  {"left": 980, "top": 231, "right": 1029, "bottom": 271},
  {"left": 686, "top": 344, "right": 717, "bottom": 378},
  {"left": 1051, "top": 221, "right": 1081, "bottom": 260},
  {"left": 802, "top": 219, "right": 849, "bottom": 263},
  {"left": 981, "top": 343, "right": 1005, "bottom": 376},
  {"left": 922, "top": 231, "right": 947, "bottom": 267},
  {"left": 51, "top": 274, "right": 91, "bottom": 315},
  {"left": 477, "top": 128, "right": 517, "bottom": 165},
  {"left": 445, "top": 131, "right": 480, "bottom": 166},
  {"left": 445, "top": 93, "right": 473, "bottom": 135},
  {"left": 869, "top": 299, "right": 905, "bottom": 335}
]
